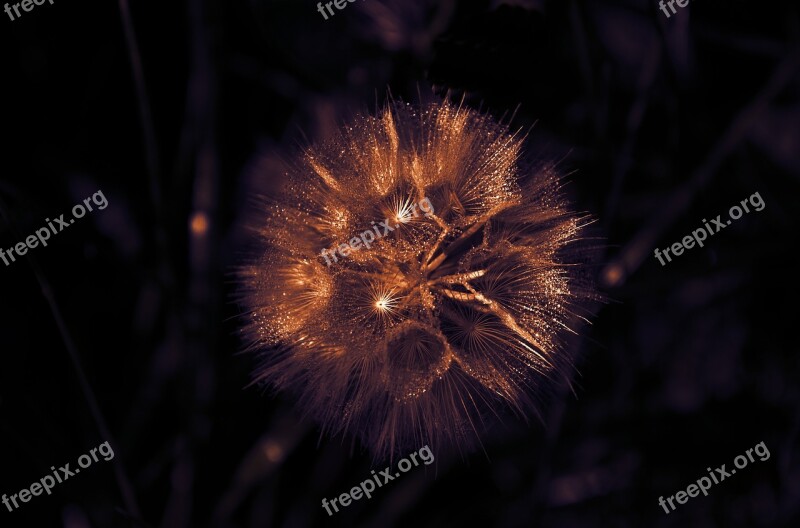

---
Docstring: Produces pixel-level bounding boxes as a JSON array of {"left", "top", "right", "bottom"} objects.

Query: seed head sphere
[{"left": 239, "top": 98, "right": 598, "bottom": 459}]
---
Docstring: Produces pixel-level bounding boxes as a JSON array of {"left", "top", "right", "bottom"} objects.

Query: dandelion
[{"left": 238, "top": 97, "right": 599, "bottom": 459}]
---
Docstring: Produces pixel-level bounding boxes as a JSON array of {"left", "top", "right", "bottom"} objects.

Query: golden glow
[
  {"left": 367, "top": 282, "right": 402, "bottom": 326},
  {"left": 263, "top": 440, "right": 283, "bottom": 463},
  {"left": 391, "top": 195, "right": 417, "bottom": 224},
  {"left": 190, "top": 212, "right": 208, "bottom": 235}
]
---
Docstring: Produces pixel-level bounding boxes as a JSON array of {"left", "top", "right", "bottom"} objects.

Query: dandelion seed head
[{"left": 239, "top": 97, "right": 599, "bottom": 459}]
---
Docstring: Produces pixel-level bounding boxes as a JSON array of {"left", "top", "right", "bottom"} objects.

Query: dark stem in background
[
  {"left": 603, "top": 48, "right": 800, "bottom": 287},
  {"left": 0, "top": 196, "right": 144, "bottom": 524},
  {"left": 159, "top": 0, "right": 220, "bottom": 525},
  {"left": 117, "top": 0, "right": 161, "bottom": 211},
  {"left": 117, "top": 0, "right": 177, "bottom": 299},
  {"left": 604, "top": 41, "right": 661, "bottom": 226}
]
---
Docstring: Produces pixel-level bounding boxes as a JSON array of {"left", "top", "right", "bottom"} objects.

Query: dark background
[{"left": 1, "top": 0, "right": 799, "bottom": 527}]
